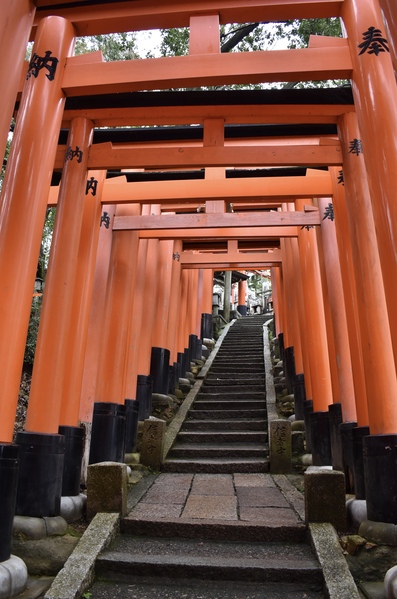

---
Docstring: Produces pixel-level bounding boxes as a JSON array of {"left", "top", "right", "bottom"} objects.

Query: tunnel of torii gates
[{"left": 0, "top": 0, "right": 396, "bottom": 562}]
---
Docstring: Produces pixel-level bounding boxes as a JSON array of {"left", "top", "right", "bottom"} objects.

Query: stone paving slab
[
  {"left": 182, "top": 495, "right": 238, "bottom": 520},
  {"left": 235, "top": 486, "right": 291, "bottom": 508},
  {"left": 190, "top": 473, "right": 235, "bottom": 496}
]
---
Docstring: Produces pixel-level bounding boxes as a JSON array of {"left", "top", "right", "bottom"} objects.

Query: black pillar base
[
  {"left": 303, "top": 399, "right": 313, "bottom": 453},
  {"left": 340, "top": 421, "right": 357, "bottom": 494},
  {"left": 351, "top": 426, "right": 370, "bottom": 500},
  {"left": 124, "top": 400, "right": 140, "bottom": 453},
  {"left": 89, "top": 402, "right": 126, "bottom": 465},
  {"left": 292, "top": 373, "right": 306, "bottom": 421},
  {"left": 58, "top": 425, "right": 84, "bottom": 496},
  {"left": 237, "top": 305, "right": 247, "bottom": 316},
  {"left": 16, "top": 432, "right": 65, "bottom": 518},
  {"left": 278, "top": 333, "right": 285, "bottom": 361},
  {"left": 283, "top": 346, "right": 296, "bottom": 395},
  {"left": 0, "top": 443, "right": 20, "bottom": 562},
  {"left": 310, "top": 411, "right": 332, "bottom": 466},
  {"left": 363, "top": 434, "right": 397, "bottom": 524},
  {"left": 150, "top": 347, "right": 170, "bottom": 395},
  {"left": 201, "top": 313, "right": 213, "bottom": 340},
  {"left": 177, "top": 352, "right": 186, "bottom": 378},
  {"left": 136, "top": 375, "right": 153, "bottom": 420},
  {"left": 189, "top": 335, "right": 198, "bottom": 365},
  {"left": 328, "top": 403, "right": 343, "bottom": 472}
]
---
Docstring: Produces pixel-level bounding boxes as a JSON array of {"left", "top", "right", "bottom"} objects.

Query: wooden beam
[
  {"left": 33, "top": 1, "right": 344, "bottom": 38},
  {"left": 47, "top": 173, "right": 333, "bottom": 207},
  {"left": 54, "top": 143, "right": 342, "bottom": 170},
  {"left": 136, "top": 226, "right": 299, "bottom": 239},
  {"left": 61, "top": 102, "right": 354, "bottom": 128},
  {"left": 61, "top": 47, "right": 352, "bottom": 96},
  {"left": 180, "top": 248, "right": 282, "bottom": 268},
  {"left": 113, "top": 210, "right": 320, "bottom": 231}
]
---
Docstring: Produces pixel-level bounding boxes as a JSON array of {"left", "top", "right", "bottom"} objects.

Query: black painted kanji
[
  {"left": 173, "top": 252, "right": 181, "bottom": 262},
  {"left": 86, "top": 177, "right": 98, "bottom": 196},
  {"left": 65, "top": 146, "right": 83, "bottom": 163},
  {"left": 26, "top": 51, "right": 59, "bottom": 81},
  {"left": 322, "top": 203, "right": 335, "bottom": 222},
  {"left": 100, "top": 211, "right": 110, "bottom": 229},
  {"left": 358, "top": 26, "right": 390, "bottom": 56},
  {"left": 337, "top": 170, "right": 344, "bottom": 185},
  {"left": 348, "top": 138, "right": 363, "bottom": 156}
]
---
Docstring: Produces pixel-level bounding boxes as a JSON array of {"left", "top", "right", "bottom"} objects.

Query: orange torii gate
[{"left": 0, "top": 2, "right": 396, "bottom": 577}]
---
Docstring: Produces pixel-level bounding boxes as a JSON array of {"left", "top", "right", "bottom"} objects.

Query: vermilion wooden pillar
[
  {"left": 296, "top": 199, "right": 333, "bottom": 413},
  {"left": 342, "top": 0, "right": 397, "bottom": 367},
  {"left": 318, "top": 197, "right": 356, "bottom": 422},
  {"left": 59, "top": 170, "right": 105, "bottom": 427},
  {"left": 329, "top": 169, "right": 367, "bottom": 424},
  {"left": 0, "top": 0, "right": 35, "bottom": 165},
  {"left": 166, "top": 240, "right": 183, "bottom": 364},
  {"left": 279, "top": 238, "right": 292, "bottom": 349},
  {"left": 237, "top": 279, "right": 248, "bottom": 315},
  {"left": 270, "top": 266, "right": 284, "bottom": 339},
  {"left": 26, "top": 117, "right": 94, "bottom": 434},
  {"left": 124, "top": 207, "right": 149, "bottom": 398},
  {"left": 136, "top": 205, "right": 160, "bottom": 378},
  {"left": 378, "top": 0, "right": 397, "bottom": 75},
  {"left": 200, "top": 268, "right": 213, "bottom": 340},
  {"left": 0, "top": 16, "right": 75, "bottom": 442},
  {"left": 337, "top": 113, "right": 397, "bottom": 433},
  {"left": 151, "top": 239, "right": 174, "bottom": 349},
  {"left": 79, "top": 203, "right": 116, "bottom": 424}
]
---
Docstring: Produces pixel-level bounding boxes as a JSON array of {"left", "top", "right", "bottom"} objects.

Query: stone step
[
  {"left": 193, "top": 399, "right": 266, "bottom": 410},
  {"left": 188, "top": 409, "right": 267, "bottom": 419},
  {"left": 167, "top": 443, "right": 268, "bottom": 459},
  {"left": 200, "top": 385, "right": 266, "bottom": 394},
  {"left": 89, "top": 577, "right": 325, "bottom": 599},
  {"left": 210, "top": 362, "right": 264, "bottom": 369},
  {"left": 203, "top": 379, "right": 264, "bottom": 387},
  {"left": 182, "top": 419, "right": 267, "bottom": 431},
  {"left": 161, "top": 457, "right": 270, "bottom": 474},
  {"left": 205, "top": 374, "right": 265, "bottom": 382},
  {"left": 96, "top": 536, "right": 323, "bottom": 585},
  {"left": 194, "top": 389, "right": 266, "bottom": 404},
  {"left": 175, "top": 431, "right": 268, "bottom": 443}
]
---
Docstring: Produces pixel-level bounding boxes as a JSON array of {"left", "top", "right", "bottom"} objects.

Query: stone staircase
[
  {"left": 163, "top": 316, "right": 270, "bottom": 473},
  {"left": 86, "top": 316, "right": 327, "bottom": 599}
]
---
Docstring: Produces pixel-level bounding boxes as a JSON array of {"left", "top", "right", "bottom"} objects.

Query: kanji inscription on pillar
[
  {"left": 26, "top": 51, "right": 59, "bottom": 81},
  {"left": 86, "top": 177, "right": 98, "bottom": 196},
  {"left": 322, "top": 203, "right": 334, "bottom": 222},
  {"left": 270, "top": 420, "right": 291, "bottom": 473},
  {"left": 348, "top": 139, "right": 363, "bottom": 156},
  {"left": 65, "top": 146, "right": 83, "bottom": 163},
  {"left": 358, "top": 27, "right": 390, "bottom": 56},
  {"left": 100, "top": 211, "right": 110, "bottom": 229}
]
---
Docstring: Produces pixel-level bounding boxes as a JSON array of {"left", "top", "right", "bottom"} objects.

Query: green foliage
[
  {"left": 160, "top": 27, "right": 190, "bottom": 57},
  {"left": 24, "top": 297, "right": 41, "bottom": 366},
  {"left": 275, "top": 18, "right": 343, "bottom": 49},
  {"left": 74, "top": 32, "right": 139, "bottom": 61}
]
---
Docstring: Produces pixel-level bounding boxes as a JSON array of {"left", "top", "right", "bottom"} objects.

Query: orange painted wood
[
  {"left": 166, "top": 240, "right": 183, "bottom": 363},
  {"left": 61, "top": 102, "right": 353, "bottom": 128},
  {"left": 151, "top": 239, "right": 174, "bottom": 349},
  {"left": 329, "top": 168, "right": 368, "bottom": 425},
  {"left": 189, "top": 14, "right": 220, "bottom": 55},
  {"left": 318, "top": 196, "right": 356, "bottom": 420},
  {"left": 94, "top": 204, "right": 140, "bottom": 405},
  {"left": 79, "top": 204, "right": 116, "bottom": 423},
  {"left": 59, "top": 170, "right": 105, "bottom": 426},
  {"left": 49, "top": 176, "right": 333, "bottom": 207},
  {"left": 26, "top": 118, "right": 94, "bottom": 433},
  {"left": 297, "top": 199, "right": 333, "bottom": 411},
  {"left": 53, "top": 143, "right": 343, "bottom": 171},
  {"left": 0, "top": 0, "right": 35, "bottom": 167},
  {"left": 379, "top": 0, "right": 397, "bottom": 75},
  {"left": 124, "top": 209, "right": 149, "bottom": 398},
  {"left": 337, "top": 112, "right": 397, "bottom": 434},
  {"left": 136, "top": 226, "right": 298, "bottom": 240},
  {"left": 33, "top": 1, "right": 344, "bottom": 38},
  {"left": 61, "top": 47, "right": 352, "bottom": 96},
  {"left": 0, "top": 16, "right": 75, "bottom": 442},
  {"left": 342, "top": 0, "right": 397, "bottom": 382},
  {"left": 180, "top": 249, "right": 282, "bottom": 267}
]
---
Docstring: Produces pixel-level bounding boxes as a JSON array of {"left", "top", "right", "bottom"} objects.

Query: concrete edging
[
  {"left": 197, "top": 320, "right": 235, "bottom": 380},
  {"left": 309, "top": 522, "right": 361, "bottom": 599},
  {"left": 44, "top": 512, "right": 120, "bottom": 599},
  {"left": 263, "top": 321, "right": 278, "bottom": 425}
]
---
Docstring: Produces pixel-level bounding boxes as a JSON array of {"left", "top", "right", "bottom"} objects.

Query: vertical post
[
  {"left": 0, "top": 0, "right": 35, "bottom": 163},
  {"left": 200, "top": 268, "right": 214, "bottom": 340},
  {"left": 0, "top": 16, "right": 75, "bottom": 443},
  {"left": 26, "top": 117, "right": 94, "bottom": 433},
  {"left": 166, "top": 240, "right": 183, "bottom": 364},
  {"left": 237, "top": 279, "right": 248, "bottom": 315},
  {"left": 341, "top": 0, "right": 397, "bottom": 366},
  {"left": 223, "top": 270, "right": 232, "bottom": 322},
  {"left": 378, "top": 0, "right": 397, "bottom": 74}
]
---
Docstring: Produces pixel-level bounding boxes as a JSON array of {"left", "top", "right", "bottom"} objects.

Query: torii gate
[{"left": 0, "top": 1, "right": 396, "bottom": 576}]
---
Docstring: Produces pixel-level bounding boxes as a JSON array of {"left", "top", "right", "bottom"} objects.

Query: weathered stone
[
  {"left": 291, "top": 419, "right": 305, "bottom": 431},
  {"left": 140, "top": 418, "right": 166, "bottom": 471},
  {"left": 359, "top": 519, "right": 397, "bottom": 546},
  {"left": 0, "top": 555, "right": 27, "bottom": 599},
  {"left": 304, "top": 466, "right": 346, "bottom": 531},
  {"left": 292, "top": 430, "right": 305, "bottom": 455},
  {"left": 12, "top": 535, "right": 79, "bottom": 576},
  {"left": 346, "top": 498, "right": 367, "bottom": 530},
  {"left": 270, "top": 420, "right": 291, "bottom": 474},
  {"left": 86, "top": 462, "right": 128, "bottom": 521}
]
